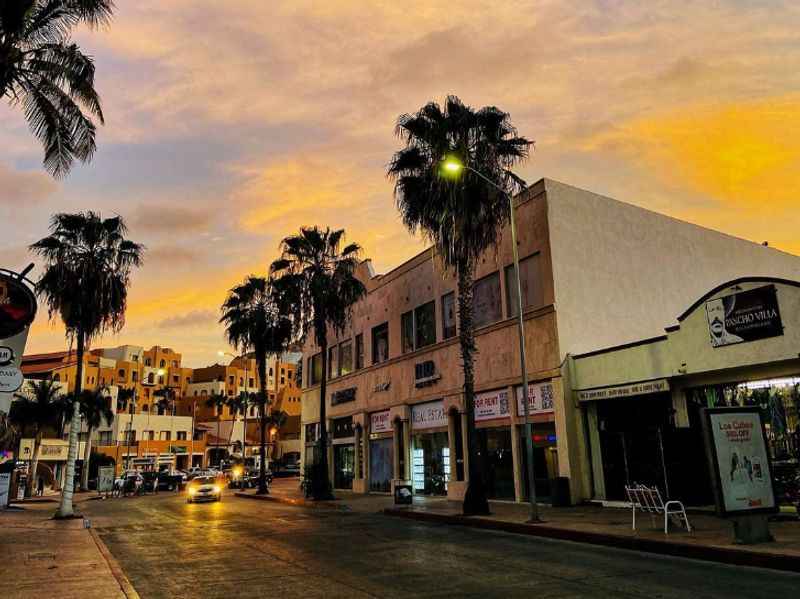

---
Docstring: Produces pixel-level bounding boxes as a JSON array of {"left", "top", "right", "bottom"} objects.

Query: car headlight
[
  {"left": 188, "top": 487, "right": 197, "bottom": 495},
  {"left": 212, "top": 485, "right": 221, "bottom": 493}
]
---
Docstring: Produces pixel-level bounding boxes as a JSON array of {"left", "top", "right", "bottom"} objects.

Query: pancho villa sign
[{"left": 705, "top": 285, "right": 783, "bottom": 348}]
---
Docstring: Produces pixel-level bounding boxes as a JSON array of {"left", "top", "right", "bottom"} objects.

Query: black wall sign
[
  {"left": 705, "top": 285, "right": 783, "bottom": 348},
  {"left": 332, "top": 416, "right": 354, "bottom": 439},
  {"left": 331, "top": 387, "right": 356, "bottom": 406}
]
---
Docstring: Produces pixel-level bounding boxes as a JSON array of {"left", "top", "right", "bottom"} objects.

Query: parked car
[
  {"left": 186, "top": 476, "right": 222, "bottom": 503},
  {"left": 157, "top": 470, "right": 185, "bottom": 491}
]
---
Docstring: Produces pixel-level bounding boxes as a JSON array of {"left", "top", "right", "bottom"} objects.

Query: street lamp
[{"left": 441, "top": 157, "right": 541, "bottom": 522}]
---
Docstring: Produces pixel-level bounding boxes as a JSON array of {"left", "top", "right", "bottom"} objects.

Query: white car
[{"left": 186, "top": 476, "right": 222, "bottom": 503}]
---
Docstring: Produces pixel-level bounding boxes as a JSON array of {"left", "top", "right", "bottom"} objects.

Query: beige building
[{"left": 300, "top": 178, "right": 800, "bottom": 504}]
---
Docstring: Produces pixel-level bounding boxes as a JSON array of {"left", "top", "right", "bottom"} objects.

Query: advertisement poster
[
  {"left": 474, "top": 389, "right": 510, "bottom": 422},
  {"left": 0, "top": 472, "right": 10, "bottom": 508},
  {"left": 370, "top": 410, "right": 392, "bottom": 434},
  {"left": 515, "top": 381, "right": 556, "bottom": 417},
  {"left": 705, "top": 285, "right": 783, "bottom": 348},
  {"left": 98, "top": 466, "right": 115, "bottom": 493},
  {"left": 705, "top": 408, "right": 776, "bottom": 515}
]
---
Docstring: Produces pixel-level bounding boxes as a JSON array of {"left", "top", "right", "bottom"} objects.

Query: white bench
[{"left": 624, "top": 484, "right": 691, "bottom": 534}]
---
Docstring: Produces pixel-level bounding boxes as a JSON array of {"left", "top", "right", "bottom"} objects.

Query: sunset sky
[{"left": 2, "top": 1, "right": 799, "bottom": 367}]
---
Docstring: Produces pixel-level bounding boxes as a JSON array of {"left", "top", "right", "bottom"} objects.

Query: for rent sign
[
  {"left": 474, "top": 389, "right": 510, "bottom": 422},
  {"left": 515, "top": 381, "right": 556, "bottom": 417}
]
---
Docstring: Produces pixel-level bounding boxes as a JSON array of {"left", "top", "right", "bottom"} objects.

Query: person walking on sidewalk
[{"left": 37, "top": 477, "right": 45, "bottom": 497}]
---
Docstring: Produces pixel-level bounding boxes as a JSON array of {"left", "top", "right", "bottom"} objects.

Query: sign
[
  {"left": 515, "top": 381, "right": 556, "bottom": 416},
  {"left": 474, "top": 388, "right": 510, "bottom": 422},
  {"left": 0, "top": 273, "right": 37, "bottom": 339},
  {"left": 394, "top": 483, "right": 413, "bottom": 505},
  {"left": 577, "top": 379, "right": 670, "bottom": 402},
  {"left": 703, "top": 407, "right": 777, "bottom": 516},
  {"left": 370, "top": 410, "right": 392, "bottom": 434},
  {"left": 414, "top": 361, "right": 440, "bottom": 388},
  {"left": 374, "top": 381, "right": 391, "bottom": 393},
  {"left": 0, "top": 472, "right": 10, "bottom": 508},
  {"left": 706, "top": 285, "right": 783, "bottom": 348},
  {"left": 0, "top": 346, "right": 14, "bottom": 366},
  {"left": 0, "top": 367, "right": 23, "bottom": 393},
  {"left": 97, "top": 466, "right": 115, "bottom": 493},
  {"left": 19, "top": 439, "right": 69, "bottom": 461},
  {"left": 411, "top": 400, "right": 447, "bottom": 430},
  {"left": 331, "top": 387, "right": 356, "bottom": 406}
]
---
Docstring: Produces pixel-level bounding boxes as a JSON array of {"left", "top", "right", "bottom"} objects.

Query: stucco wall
[{"left": 545, "top": 179, "right": 800, "bottom": 358}]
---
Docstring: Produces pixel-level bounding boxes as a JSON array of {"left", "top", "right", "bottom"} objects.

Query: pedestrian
[{"left": 37, "top": 476, "right": 45, "bottom": 497}]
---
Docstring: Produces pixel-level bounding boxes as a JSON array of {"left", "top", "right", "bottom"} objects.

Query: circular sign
[
  {"left": 0, "top": 273, "right": 37, "bottom": 339},
  {"left": 0, "top": 366, "right": 24, "bottom": 393},
  {"left": 0, "top": 346, "right": 13, "bottom": 366}
]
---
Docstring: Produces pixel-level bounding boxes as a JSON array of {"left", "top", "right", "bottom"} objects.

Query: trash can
[{"left": 550, "top": 477, "right": 571, "bottom": 507}]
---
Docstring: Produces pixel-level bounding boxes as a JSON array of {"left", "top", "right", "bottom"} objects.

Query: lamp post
[
  {"left": 442, "top": 158, "right": 541, "bottom": 522},
  {"left": 125, "top": 390, "right": 137, "bottom": 472}
]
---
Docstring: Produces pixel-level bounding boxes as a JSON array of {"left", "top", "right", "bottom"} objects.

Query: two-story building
[{"left": 299, "top": 178, "right": 800, "bottom": 504}]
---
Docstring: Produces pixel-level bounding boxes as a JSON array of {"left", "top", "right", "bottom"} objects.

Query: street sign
[{"left": 0, "top": 273, "right": 37, "bottom": 339}]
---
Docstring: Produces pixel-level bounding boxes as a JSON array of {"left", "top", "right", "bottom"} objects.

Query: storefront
[
  {"left": 410, "top": 400, "right": 450, "bottom": 496},
  {"left": 474, "top": 388, "right": 515, "bottom": 500},
  {"left": 573, "top": 278, "right": 800, "bottom": 509},
  {"left": 368, "top": 410, "right": 393, "bottom": 493},
  {"left": 332, "top": 416, "right": 355, "bottom": 489},
  {"left": 515, "top": 381, "right": 558, "bottom": 501}
]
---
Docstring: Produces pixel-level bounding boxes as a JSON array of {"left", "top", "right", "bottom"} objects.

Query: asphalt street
[{"left": 83, "top": 490, "right": 800, "bottom": 599}]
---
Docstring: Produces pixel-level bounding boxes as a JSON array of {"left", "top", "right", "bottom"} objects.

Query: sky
[{"left": 2, "top": 1, "right": 799, "bottom": 367}]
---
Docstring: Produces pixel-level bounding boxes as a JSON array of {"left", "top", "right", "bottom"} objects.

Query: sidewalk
[
  {"left": 0, "top": 502, "right": 137, "bottom": 598},
  {"left": 240, "top": 478, "right": 800, "bottom": 572}
]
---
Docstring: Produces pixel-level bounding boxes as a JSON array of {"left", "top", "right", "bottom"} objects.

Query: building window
[
  {"left": 281, "top": 377, "right": 285, "bottom": 385},
  {"left": 402, "top": 301, "right": 436, "bottom": 353},
  {"left": 172, "top": 360, "right": 178, "bottom": 367},
  {"left": 118, "top": 368, "right": 125, "bottom": 378},
  {"left": 177, "top": 431, "right": 187, "bottom": 441},
  {"left": 132, "top": 371, "right": 138, "bottom": 382},
  {"left": 145, "top": 358, "right": 151, "bottom": 366},
  {"left": 372, "top": 322, "right": 389, "bottom": 364},
  {"left": 269, "top": 367, "right": 273, "bottom": 376},
  {"left": 309, "top": 353, "right": 322, "bottom": 385},
  {"left": 249, "top": 377, "right": 254, "bottom": 387},
  {"left": 287, "top": 371, "right": 293, "bottom": 380},
  {"left": 173, "top": 375, "right": 179, "bottom": 384},
  {"left": 158, "top": 375, "right": 164, "bottom": 385},
  {"left": 229, "top": 375, "right": 234, "bottom": 385},
  {"left": 148, "top": 372, "right": 154, "bottom": 384},
  {"left": 281, "top": 368, "right": 285, "bottom": 375},
  {"left": 339, "top": 340, "right": 353, "bottom": 376},
  {"left": 355, "top": 334, "right": 364, "bottom": 370},
  {"left": 239, "top": 377, "right": 244, "bottom": 386},
  {"left": 132, "top": 355, "right": 139, "bottom": 362},
  {"left": 505, "top": 253, "right": 544, "bottom": 317},
  {"left": 442, "top": 292, "right": 456, "bottom": 339},
  {"left": 142, "top": 404, "right": 149, "bottom": 412},
  {"left": 473, "top": 271, "right": 502, "bottom": 328},
  {"left": 328, "top": 345, "right": 338, "bottom": 379},
  {"left": 401, "top": 311, "right": 414, "bottom": 353},
  {"left": 161, "top": 431, "right": 171, "bottom": 441},
  {"left": 159, "top": 359, "right": 166, "bottom": 368}
]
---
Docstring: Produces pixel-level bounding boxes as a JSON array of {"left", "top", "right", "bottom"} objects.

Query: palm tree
[
  {"left": 10, "top": 379, "right": 63, "bottom": 496},
  {"left": 115, "top": 386, "right": 135, "bottom": 471},
  {"left": 220, "top": 276, "right": 293, "bottom": 494},
  {"left": 225, "top": 392, "right": 247, "bottom": 452},
  {"left": 0, "top": 412, "right": 19, "bottom": 453},
  {"left": 0, "top": 1, "right": 114, "bottom": 177},
  {"left": 265, "top": 409, "right": 288, "bottom": 461},
  {"left": 30, "top": 212, "right": 144, "bottom": 518},
  {"left": 388, "top": 96, "right": 531, "bottom": 515},
  {"left": 271, "top": 227, "right": 366, "bottom": 500},
  {"left": 205, "top": 391, "right": 228, "bottom": 469},
  {"left": 78, "top": 387, "right": 113, "bottom": 491}
]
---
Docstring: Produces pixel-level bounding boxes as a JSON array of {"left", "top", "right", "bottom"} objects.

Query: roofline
[
  {"left": 572, "top": 335, "right": 668, "bottom": 360},
  {"left": 675, "top": 277, "right": 800, "bottom": 322}
]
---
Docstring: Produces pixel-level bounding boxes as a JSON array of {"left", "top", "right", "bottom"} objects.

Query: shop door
[
  {"left": 369, "top": 438, "right": 393, "bottom": 493},
  {"left": 477, "top": 428, "right": 515, "bottom": 500},
  {"left": 333, "top": 445, "right": 354, "bottom": 489}
]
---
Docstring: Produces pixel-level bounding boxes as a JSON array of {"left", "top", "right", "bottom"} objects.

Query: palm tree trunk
[
  {"left": 217, "top": 413, "right": 221, "bottom": 468},
  {"left": 458, "top": 264, "right": 489, "bottom": 516},
  {"left": 256, "top": 349, "right": 269, "bottom": 494},
  {"left": 315, "top": 332, "right": 333, "bottom": 500},
  {"left": 56, "top": 329, "right": 84, "bottom": 518},
  {"left": 27, "top": 430, "right": 43, "bottom": 497},
  {"left": 80, "top": 426, "right": 93, "bottom": 491}
]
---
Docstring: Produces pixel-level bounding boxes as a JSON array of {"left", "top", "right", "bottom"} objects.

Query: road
[{"left": 83, "top": 490, "right": 799, "bottom": 599}]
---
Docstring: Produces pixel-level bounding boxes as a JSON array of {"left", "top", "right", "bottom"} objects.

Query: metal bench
[{"left": 624, "top": 483, "right": 691, "bottom": 534}]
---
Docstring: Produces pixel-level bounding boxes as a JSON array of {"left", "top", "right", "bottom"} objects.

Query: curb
[
  {"left": 234, "top": 492, "right": 350, "bottom": 511},
  {"left": 89, "top": 527, "right": 141, "bottom": 599},
  {"left": 383, "top": 508, "right": 800, "bottom": 573}
]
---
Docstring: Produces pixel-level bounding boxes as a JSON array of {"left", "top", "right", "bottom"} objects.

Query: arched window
[
  {"left": 148, "top": 372, "right": 154, "bottom": 384},
  {"left": 159, "top": 359, "right": 166, "bottom": 368}
]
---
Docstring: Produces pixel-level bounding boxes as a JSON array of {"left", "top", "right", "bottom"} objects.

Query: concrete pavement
[{"left": 74, "top": 489, "right": 800, "bottom": 598}]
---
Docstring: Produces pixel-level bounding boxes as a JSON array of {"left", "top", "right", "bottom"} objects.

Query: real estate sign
[
  {"left": 703, "top": 407, "right": 777, "bottom": 516},
  {"left": 705, "top": 285, "right": 783, "bottom": 348},
  {"left": 410, "top": 400, "right": 447, "bottom": 430}
]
